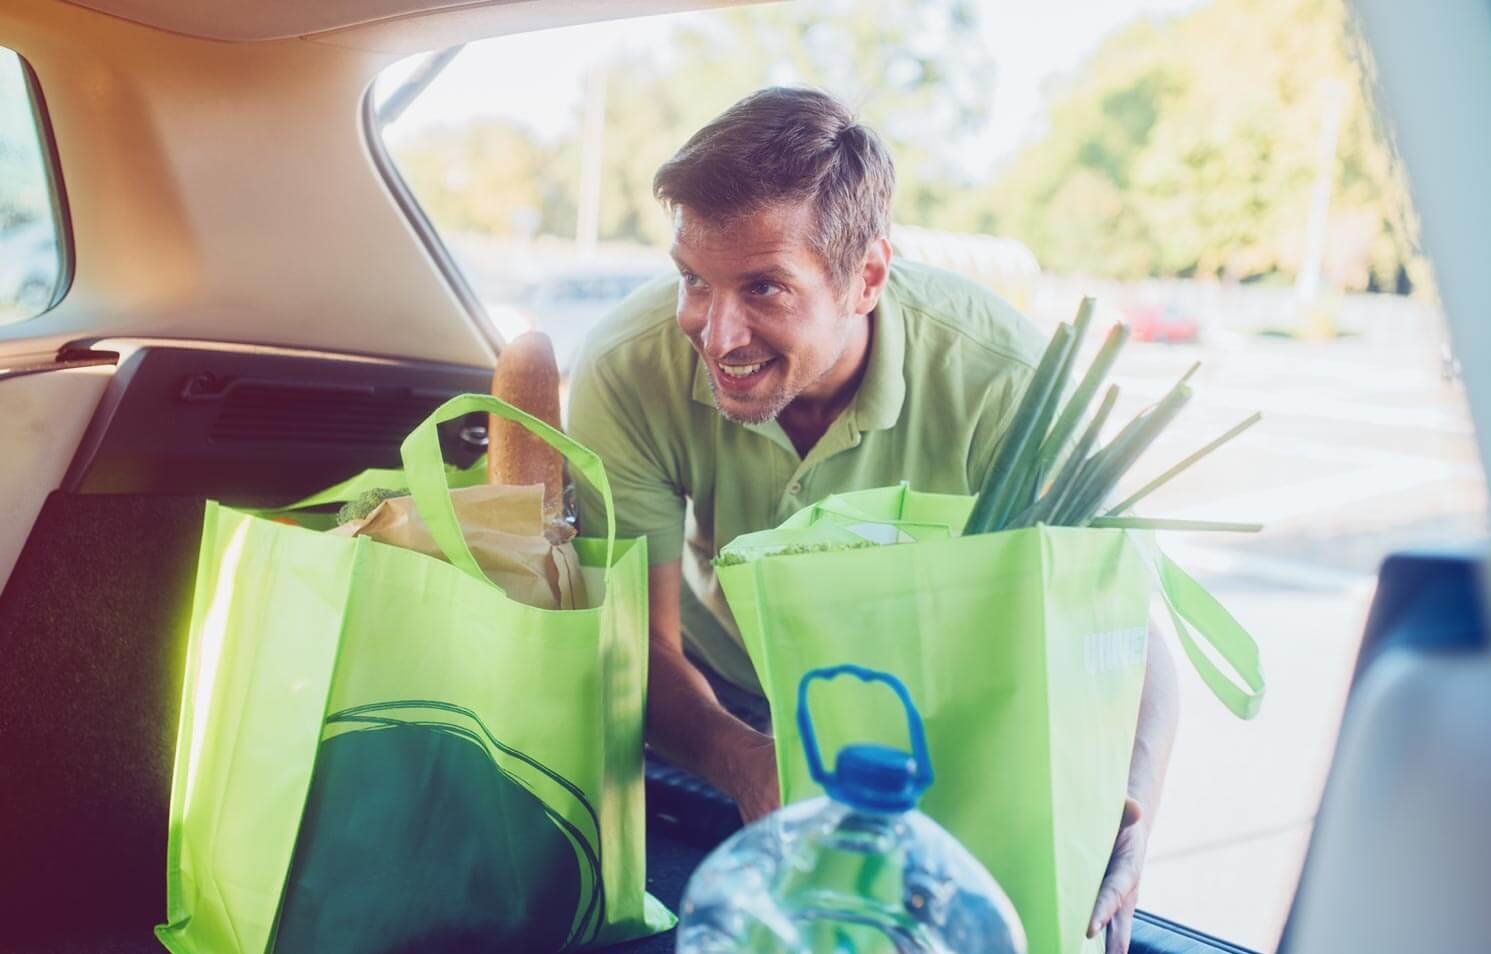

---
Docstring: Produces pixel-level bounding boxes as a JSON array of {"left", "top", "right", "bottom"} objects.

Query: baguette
[{"left": 488, "top": 331, "right": 564, "bottom": 521}]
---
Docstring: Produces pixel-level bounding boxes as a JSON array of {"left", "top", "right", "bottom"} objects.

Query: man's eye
[
  {"left": 749, "top": 281, "right": 781, "bottom": 297},
  {"left": 681, "top": 271, "right": 704, "bottom": 290}
]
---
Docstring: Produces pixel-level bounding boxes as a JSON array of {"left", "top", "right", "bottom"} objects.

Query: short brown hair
[{"left": 653, "top": 87, "right": 896, "bottom": 287}]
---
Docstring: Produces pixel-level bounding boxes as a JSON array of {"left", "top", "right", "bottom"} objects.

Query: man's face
[{"left": 671, "top": 201, "right": 860, "bottom": 425}]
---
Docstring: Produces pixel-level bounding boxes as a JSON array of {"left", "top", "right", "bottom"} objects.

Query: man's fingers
[
  {"left": 1106, "top": 904, "right": 1134, "bottom": 954},
  {"left": 1088, "top": 886, "right": 1118, "bottom": 938},
  {"left": 1091, "top": 797, "right": 1148, "bottom": 938},
  {"left": 1103, "top": 875, "right": 1141, "bottom": 952},
  {"left": 1114, "top": 893, "right": 1139, "bottom": 953},
  {"left": 1109, "top": 849, "right": 1142, "bottom": 894},
  {"left": 1087, "top": 875, "right": 1127, "bottom": 937},
  {"left": 1089, "top": 851, "right": 1142, "bottom": 936}
]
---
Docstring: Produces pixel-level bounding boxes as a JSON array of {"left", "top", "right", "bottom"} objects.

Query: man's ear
[{"left": 853, "top": 237, "right": 893, "bottom": 316}]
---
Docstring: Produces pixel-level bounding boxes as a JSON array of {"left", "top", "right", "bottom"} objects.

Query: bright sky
[{"left": 380, "top": 0, "right": 1205, "bottom": 163}]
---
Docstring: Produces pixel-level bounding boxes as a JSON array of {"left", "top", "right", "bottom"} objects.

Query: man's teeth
[{"left": 721, "top": 362, "right": 766, "bottom": 378}]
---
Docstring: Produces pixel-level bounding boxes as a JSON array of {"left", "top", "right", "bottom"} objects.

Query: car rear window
[{"left": 0, "top": 46, "right": 68, "bottom": 324}]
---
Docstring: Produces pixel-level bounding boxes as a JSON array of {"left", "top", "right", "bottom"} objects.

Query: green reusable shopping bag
[
  {"left": 155, "top": 394, "right": 674, "bottom": 954},
  {"left": 716, "top": 484, "right": 1264, "bottom": 954}
]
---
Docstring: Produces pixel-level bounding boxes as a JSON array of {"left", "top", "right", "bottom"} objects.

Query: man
[{"left": 568, "top": 87, "right": 1177, "bottom": 952}]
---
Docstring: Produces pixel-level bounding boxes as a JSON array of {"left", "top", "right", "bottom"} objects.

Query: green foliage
[
  {"left": 987, "top": 0, "right": 1422, "bottom": 290},
  {"left": 336, "top": 488, "right": 407, "bottom": 526},
  {"left": 393, "top": 119, "right": 553, "bottom": 236},
  {"left": 565, "top": 1, "right": 999, "bottom": 244},
  {"left": 391, "top": 0, "right": 995, "bottom": 246},
  {"left": 389, "top": 0, "right": 1422, "bottom": 292}
]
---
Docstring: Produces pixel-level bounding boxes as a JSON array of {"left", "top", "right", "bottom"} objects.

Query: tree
[
  {"left": 392, "top": 118, "right": 554, "bottom": 237},
  {"left": 569, "top": 0, "right": 1000, "bottom": 246},
  {"left": 985, "top": 0, "right": 1423, "bottom": 291},
  {"left": 388, "top": 0, "right": 1423, "bottom": 293}
]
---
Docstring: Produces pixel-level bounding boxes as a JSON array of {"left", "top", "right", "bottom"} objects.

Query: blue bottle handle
[{"left": 796, "top": 664, "right": 934, "bottom": 793}]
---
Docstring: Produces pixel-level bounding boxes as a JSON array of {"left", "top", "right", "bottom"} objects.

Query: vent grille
[{"left": 211, "top": 382, "right": 444, "bottom": 446}]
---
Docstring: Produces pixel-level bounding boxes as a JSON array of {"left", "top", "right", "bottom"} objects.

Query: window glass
[
  {"left": 373, "top": 2, "right": 1485, "bottom": 949},
  {"left": 0, "top": 47, "right": 66, "bottom": 324}
]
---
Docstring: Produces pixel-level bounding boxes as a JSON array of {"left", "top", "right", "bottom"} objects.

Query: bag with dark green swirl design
[{"left": 156, "top": 395, "right": 672, "bottom": 953}]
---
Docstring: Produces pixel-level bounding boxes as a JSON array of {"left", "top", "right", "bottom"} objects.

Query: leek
[{"left": 962, "top": 296, "right": 1259, "bottom": 534}]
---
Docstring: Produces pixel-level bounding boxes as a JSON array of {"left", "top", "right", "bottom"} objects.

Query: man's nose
[{"left": 702, "top": 297, "right": 751, "bottom": 357}]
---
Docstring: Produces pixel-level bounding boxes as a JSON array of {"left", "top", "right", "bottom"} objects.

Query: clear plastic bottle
[{"left": 676, "top": 665, "right": 1026, "bottom": 954}]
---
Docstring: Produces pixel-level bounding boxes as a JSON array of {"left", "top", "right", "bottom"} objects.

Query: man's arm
[
  {"left": 1089, "top": 621, "right": 1180, "bottom": 953},
  {"left": 645, "top": 560, "right": 780, "bottom": 821}
]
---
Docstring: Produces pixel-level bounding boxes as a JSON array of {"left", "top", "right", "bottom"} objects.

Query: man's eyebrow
[
  {"left": 667, "top": 254, "right": 793, "bottom": 285},
  {"left": 739, "top": 266, "right": 793, "bottom": 284}
]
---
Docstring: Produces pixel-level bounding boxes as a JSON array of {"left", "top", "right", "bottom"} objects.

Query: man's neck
[{"left": 777, "top": 313, "right": 873, "bottom": 458}]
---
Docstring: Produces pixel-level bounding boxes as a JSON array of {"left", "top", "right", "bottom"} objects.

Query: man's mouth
[{"left": 715, "top": 357, "right": 776, "bottom": 390}]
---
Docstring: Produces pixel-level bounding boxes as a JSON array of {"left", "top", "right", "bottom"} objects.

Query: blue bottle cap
[{"left": 827, "top": 743, "right": 922, "bottom": 813}]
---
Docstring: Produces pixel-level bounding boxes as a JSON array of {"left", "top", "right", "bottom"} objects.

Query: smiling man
[{"left": 568, "top": 87, "right": 1177, "bottom": 952}]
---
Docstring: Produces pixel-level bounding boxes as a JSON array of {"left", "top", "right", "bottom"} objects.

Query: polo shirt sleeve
[{"left": 567, "top": 351, "right": 687, "bottom": 565}]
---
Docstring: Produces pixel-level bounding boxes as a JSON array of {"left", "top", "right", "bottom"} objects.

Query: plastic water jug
[{"left": 676, "top": 664, "right": 1026, "bottom": 953}]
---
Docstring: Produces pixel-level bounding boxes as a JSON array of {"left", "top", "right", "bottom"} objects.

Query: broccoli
[
  {"left": 774, "top": 541, "right": 880, "bottom": 556},
  {"left": 713, "top": 540, "right": 881, "bottom": 568},
  {"left": 335, "top": 487, "right": 407, "bottom": 526}
]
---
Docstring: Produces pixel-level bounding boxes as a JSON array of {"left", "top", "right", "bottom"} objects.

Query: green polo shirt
[{"left": 568, "top": 258, "right": 1047, "bottom": 693}]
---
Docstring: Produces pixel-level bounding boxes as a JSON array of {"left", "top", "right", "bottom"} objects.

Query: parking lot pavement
[{"left": 1105, "top": 331, "right": 1485, "bottom": 951}]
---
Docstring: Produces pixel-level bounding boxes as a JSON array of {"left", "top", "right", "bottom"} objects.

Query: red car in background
[{"left": 1122, "top": 303, "right": 1201, "bottom": 343}]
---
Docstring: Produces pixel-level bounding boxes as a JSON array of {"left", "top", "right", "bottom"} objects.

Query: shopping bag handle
[
  {"left": 1155, "top": 551, "right": 1266, "bottom": 719},
  {"left": 802, "top": 487, "right": 961, "bottom": 543},
  {"left": 808, "top": 501, "right": 951, "bottom": 537},
  {"left": 400, "top": 393, "right": 616, "bottom": 585}
]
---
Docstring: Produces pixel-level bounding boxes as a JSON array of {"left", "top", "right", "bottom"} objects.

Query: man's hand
[
  {"left": 722, "top": 729, "right": 781, "bottom": 823},
  {"left": 1088, "top": 796, "right": 1149, "bottom": 954},
  {"left": 1089, "top": 624, "right": 1178, "bottom": 952},
  {"left": 641, "top": 560, "right": 784, "bottom": 823}
]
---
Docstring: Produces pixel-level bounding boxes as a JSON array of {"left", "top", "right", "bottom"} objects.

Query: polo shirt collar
[{"left": 688, "top": 281, "right": 908, "bottom": 434}]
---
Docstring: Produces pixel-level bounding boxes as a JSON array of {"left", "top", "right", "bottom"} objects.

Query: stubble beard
[{"left": 707, "top": 372, "right": 793, "bottom": 425}]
